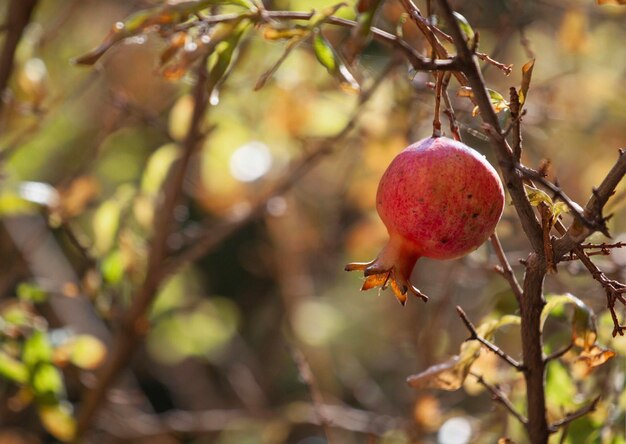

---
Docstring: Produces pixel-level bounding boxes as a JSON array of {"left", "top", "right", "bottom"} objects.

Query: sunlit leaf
[
  {"left": 38, "top": 402, "right": 76, "bottom": 442},
  {"left": 459, "top": 87, "right": 508, "bottom": 114},
  {"left": 141, "top": 143, "right": 182, "bottom": 195},
  {"left": 525, "top": 185, "right": 553, "bottom": 207},
  {"left": 55, "top": 335, "right": 107, "bottom": 370},
  {"left": 206, "top": 21, "right": 251, "bottom": 96},
  {"left": 0, "top": 350, "right": 28, "bottom": 384},
  {"left": 92, "top": 199, "right": 121, "bottom": 256},
  {"left": 31, "top": 363, "right": 64, "bottom": 399},
  {"left": 519, "top": 59, "right": 535, "bottom": 106},
  {"left": 22, "top": 331, "right": 53, "bottom": 368},
  {"left": 452, "top": 11, "right": 475, "bottom": 40},
  {"left": 577, "top": 344, "right": 615, "bottom": 369},
  {"left": 313, "top": 30, "right": 359, "bottom": 92}
]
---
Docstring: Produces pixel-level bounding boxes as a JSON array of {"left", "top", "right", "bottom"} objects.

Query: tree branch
[
  {"left": 470, "top": 372, "right": 527, "bottom": 426},
  {"left": 456, "top": 306, "right": 523, "bottom": 370},
  {"left": 548, "top": 397, "right": 601, "bottom": 432},
  {"left": 75, "top": 55, "right": 212, "bottom": 437},
  {"left": 554, "top": 149, "right": 626, "bottom": 258}
]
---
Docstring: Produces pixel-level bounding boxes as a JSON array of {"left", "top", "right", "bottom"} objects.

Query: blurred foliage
[{"left": 0, "top": 0, "right": 625, "bottom": 443}]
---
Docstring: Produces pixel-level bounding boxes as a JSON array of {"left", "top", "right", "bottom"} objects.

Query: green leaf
[
  {"left": 525, "top": 185, "right": 553, "bottom": 207},
  {"left": 38, "top": 402, "right": 76, "bottom": 442},
  {"left": 313, "top": 31, "right": 337, "bottom": 73},
  {"left": 452, "top": 11, "right": 475, "bottom": 40},
  {"left": 23, "top": 331, "right": 53, "bottom": 368},
  {"left": 0, "top": 350, "right": 28, "bottom": 384},
  {"left": 16, "top": 282, "right": 47, "bottom": 304},
  {"left": 141, "top": 144, "right": 182, "bottom": 195},
  {"left": 92, "top": 198, "right": 121, "bottom": 256},
  {"left": 31, "top": 363, "right": 64, "bottom": 399},
  {"left": 312, "top": 30, "right": 359, "bottom": 92},
  {"left": 206, "top": 21, "right": 251, "bottom": 97}
]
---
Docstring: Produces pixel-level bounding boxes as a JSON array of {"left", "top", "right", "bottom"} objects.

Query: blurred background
[{"left": 0, "top": 0, "right": 625, "bottom": 442}]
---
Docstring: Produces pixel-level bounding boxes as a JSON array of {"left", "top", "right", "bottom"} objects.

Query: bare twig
[
  {"left": 544, "top": 342, "right": 573, "bottom": 363},
  {"left": 554, "top": 149, "right": 626, "bottom": 257},
  {"left": 456, "top": 306, "right": 523, "bottom": 370},
  {"left": 580, "top": 241, "right": 626, "bottom": 250},
  {"left": 548, "top": 397, "right": 601, "bottom": 432},
  {"left": 290, "top": 348, "right": 334, "bottom": 443},
  {"left": 571, "top": 250, "right": 626, "bottom": 337},
  {"left": 490, "top": 233, "right": 523, "bottom": 301},
  {"left": 470, "top": 372, "right": 527, "bottom": 425}
]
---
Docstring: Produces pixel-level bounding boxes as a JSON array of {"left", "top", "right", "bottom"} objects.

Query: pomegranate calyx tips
[{"left": 345, "top": 260, "right": 429, "bottom": 305}]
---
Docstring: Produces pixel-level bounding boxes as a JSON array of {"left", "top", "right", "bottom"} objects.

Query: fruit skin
[{"left": 345, "top": 136, "right": 505, "bottom": 305}]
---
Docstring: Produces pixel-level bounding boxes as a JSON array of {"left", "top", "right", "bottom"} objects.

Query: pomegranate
[{"left": 345, "top": 136, "right": 505, "bottom": 305}]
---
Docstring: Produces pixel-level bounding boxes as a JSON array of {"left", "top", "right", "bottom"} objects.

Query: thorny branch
[{"left": 456, "top": 306, "right": 523, "bottom": 370}]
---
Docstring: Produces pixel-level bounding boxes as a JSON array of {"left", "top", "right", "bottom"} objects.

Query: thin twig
[
  {"left": 490, "top": 233, "right": 523, "bottom": 301},
  {"left": 290, "top": 348, "right": 334, "bottom": 443},
  {"left": 548, "top": 397, "right": 601, "bottom": 432},
  {"left": 470, "top": 372, "right": 528, "bottom": 425},
  {"left": 456, "top": 306, "right": 523, "bottom": 370},
  {"left": 544, "top": 342, "right": 573, "bottom": 363},
  {"left": 554, "top": 149, "right": 626, "bottom": 257},
  {"left": 257, "top": 10, "right": 462, "bottom": 72}
]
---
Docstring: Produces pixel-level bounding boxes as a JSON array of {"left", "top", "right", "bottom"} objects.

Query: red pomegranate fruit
[{"left": 345, "top": 136, "right": 505, "bottom": 305}]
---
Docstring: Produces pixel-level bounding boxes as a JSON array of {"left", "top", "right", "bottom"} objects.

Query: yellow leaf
[{"left": 38, "top": 403, "right": 76, "bottom": 442}]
